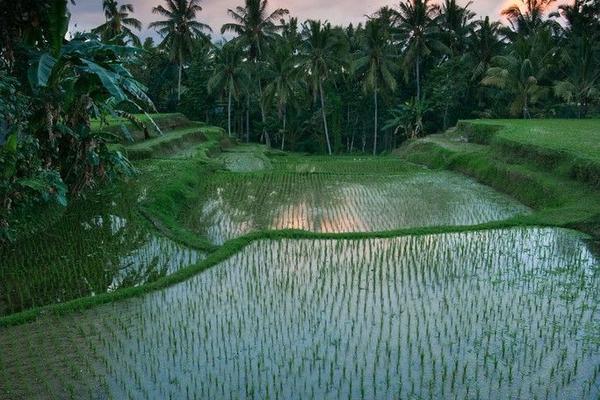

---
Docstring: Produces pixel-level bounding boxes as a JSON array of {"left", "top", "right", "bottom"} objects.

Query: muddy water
[{"left": 1, "top": 228, "right": 598, "bottom": 400}]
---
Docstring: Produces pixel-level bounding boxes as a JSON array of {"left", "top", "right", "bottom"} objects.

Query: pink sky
[{"left": 70, "top": 0, "right": 567, "bottom": 40}]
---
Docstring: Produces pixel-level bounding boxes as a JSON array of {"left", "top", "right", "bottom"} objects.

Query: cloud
[{"left": 69, "top": 0, "right": 567, "bottom": 41}]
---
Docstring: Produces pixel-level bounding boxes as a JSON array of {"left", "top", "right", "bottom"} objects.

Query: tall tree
[
  {"left": 550, "top": 1, "right": 600, "bottom": 117},
  {"left": 395, "top": 0, "right": 446, "bottom": 102},
  {"left": 469, "top": 17, "right": 504, "bottom": 82},
  {"left": 300, "top": 20, "right": 346, "bottom": 155},
  {"left": 221, "top": 0, "right": 289, "bottom": 147},
  {"left": 354, "top": 19, "right": 398, "bottom": 155},
  {"left": 437, "top": 0, "right": 476, "bottom": 56},
  {"left": 208, "top": 42, "right": 249, "bottom": 137},
  {"left": 264, "top": 40, "right": 300, "bottom": 150},
  {"left": 149, "top": 0, "right": 212, "bottom": 102},
  {"left": 501, "top": 0, "right": 558, "bottom": 38},
  {"left": 92, "top": 0, "right": 142, "bottom": 46},
  {"left": 482, "top": 29, "right": 555, "bottom": 118}
]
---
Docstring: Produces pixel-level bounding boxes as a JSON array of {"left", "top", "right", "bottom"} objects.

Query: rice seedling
[
  {"left": 188, "top": 170, "right": 530, "bottom": 245},
  {"left": 0, "top": 227, "right": 597, "bottom": 399}
]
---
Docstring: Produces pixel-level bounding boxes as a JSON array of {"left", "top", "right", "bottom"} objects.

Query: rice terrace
[{"left": 0, "top": 0, "right": 599, "bottom": 399}]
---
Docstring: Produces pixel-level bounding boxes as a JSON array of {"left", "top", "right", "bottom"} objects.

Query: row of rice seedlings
[
  {"left": 1, "top": 228, "right": 597, "bottom": 399},
  {"left": 189, "top": 171, "right": 530, "bottom": 245},
  {"left": 0, "top": 208, "right": 204, "bottom": 317},
  {"left": 270, "top": 156, "right": 423, "bottom": 175}
]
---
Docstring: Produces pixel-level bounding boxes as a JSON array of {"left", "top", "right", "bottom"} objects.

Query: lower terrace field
[{"left": 1, "top": 228, "right": 598, "bottom": 399}]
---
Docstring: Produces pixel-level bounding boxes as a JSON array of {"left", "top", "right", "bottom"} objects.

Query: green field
[
  {"left": 1, "top": 117, "right": 599, "bottom": 400},
  {"left": 470, "top": 119, "right": 600, "bottom": 161}
]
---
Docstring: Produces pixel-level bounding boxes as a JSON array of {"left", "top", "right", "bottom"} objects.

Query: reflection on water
[
  {"left": 1, "top": 228, "right": 598, "bottom": 400},
  {"left": 193, "top": 171, "right": 531, "bottom": 244},
  {"left": 0, "top": 210, "right": 204, "bottom": 316}
]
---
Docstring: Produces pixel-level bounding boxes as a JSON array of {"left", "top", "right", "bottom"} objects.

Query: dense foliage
[
  {"left": 0, "top": 0, "right": 153, "bottom": 241},
  {"left": 132, "top": 0, "right": 600, "bottom": 154}
]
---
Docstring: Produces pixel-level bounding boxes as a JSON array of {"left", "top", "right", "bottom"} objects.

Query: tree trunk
[
  {"left": 227, "top": 88, "right": 232, "bottom": 137},
  {"left": 373, "top": 88, "right": 378, "bottom": 156},
  {"left": 178, "top": 62, "right": 182, "bottom": 102},
  {"left": 246, "top": 96, "right": 250, "bottom": 143},
  {"left": 523, "top": 94, "right": 530, "bottom": 119},
  {"left": 281, "top": 106, "right": 287, "bottom": 151},
  {"left": 416, "top": 55, "right": 421, "bottom": 102},
  {"left": 258, "top": 80, "right": 270, "bottom": 147},
  {"left": 319, "top": 81, "right": 333, "bottom": 155}
]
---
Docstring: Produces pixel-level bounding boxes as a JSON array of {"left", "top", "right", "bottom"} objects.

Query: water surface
[{"left": 1, "top": 228, "right": 597, "bottom": 399}]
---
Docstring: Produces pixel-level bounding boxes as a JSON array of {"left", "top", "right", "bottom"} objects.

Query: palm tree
[
  {"left": 437, "top": 0, "right": 476, "bottom": 56},
  {"left": 221, "top": 0, "right": 289, "bottom": 147},
  {"left": 550, "top": 0, "right": 600, "bottom": 117},
  {"left": 395, "top": 0, "right": 446, "bottom": 102},
  {"left": 221, "top": 0, "right": 289, "bottom": 61},
  {"left": 300, "top": 20, "right": 346, "bottom": 155},
  {"left": 354, "top": 19, "right": 398, "bottom": 155},
  {"left": 149, "top": 0, "right": 212, "bottom": 102},
  {"left": 553, "top": 35, "right": 600, "bottom": 118},
  {"left": 501, "top": 0, "right": 558, "bottom": 38},
  {"left": 482, "top": 30, "right": 555, "bottom": 118},
  {"left": 208, "top": 42, "right": 249, "bottom": 137},
  {"left": 92, "top": 0, "right": 142, "bottom": 46},
  {"left": 469, "top": 17, "right": 504, "bottom": 82},
  {"left": 264, "top": 41, "right": 300, "bottom": 150}
]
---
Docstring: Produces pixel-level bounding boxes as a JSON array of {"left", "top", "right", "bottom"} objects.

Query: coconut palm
[
  {"left": 395, "top": 0, "right": 447, "bottom": 102},
  {"left": 149, "top": 0, "right": 212, "bottom": 102},
  {"left": 92, "top": 0, "right": 142, "bottom": 46},
  {"left": 501, "top": 0, "right": 558, "bottom": 38},
  {"left": 553, "top": 36, "right": 600, "bottom": 117},
  {"left": 300, "top": 20, "right": 346, "bottom": 155},
  {"left": 469, "top": 17, "right": 504, "bottom": 82},
  {"left": 208, "top": 42, "right": 249, "bottom": 137},
  {"left": 354, "top": 19, "right": 398, "bottom": 155},
  {"left": 437, "top": 0, "right": 476, "bottom": 56},
  {"left": 264, "top": 41, "right": 300, "bottom": 150},
  {"left": 482, "top": 30, "right": 555, "bottom": 118},
  {"left": 221, "top": 0, "right": 289, "bottom": 60},
  {"left": 221, "top": 0, "right": 289, "bottom": 147}
]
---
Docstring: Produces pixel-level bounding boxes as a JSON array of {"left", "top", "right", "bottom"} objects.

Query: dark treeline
[
  {"left": 1, "top": 0, "right": 600, "bottom": 240},
  {"left": 130, "top": 0, "right": 600, "bottom": 154}
]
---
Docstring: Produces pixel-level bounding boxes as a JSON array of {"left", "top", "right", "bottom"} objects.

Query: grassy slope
[
  {"left": 470, "top": 119, "right": 600, "bottom": 160},
  {"left": 399, "top": 120, "right": 600, "bottom": 236}
]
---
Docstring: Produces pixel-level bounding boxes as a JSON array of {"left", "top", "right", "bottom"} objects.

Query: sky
[{"left": 69, "top": 0, "right": 566, "bottom": 41}]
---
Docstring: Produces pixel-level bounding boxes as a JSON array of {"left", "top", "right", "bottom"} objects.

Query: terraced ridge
[{"left": 398, "top": 119, "right": 600, "bottom": 236}]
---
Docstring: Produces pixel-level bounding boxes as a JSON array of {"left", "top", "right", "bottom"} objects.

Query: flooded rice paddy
[
  {"left": 191, "top": 171, "right": 530, "bottom": 245},
  {"left": 0, "top": 198, "right": 204, "bottom": 316},
  {"left": 1, "top": 228, "right": 598, "bottom": 400}
]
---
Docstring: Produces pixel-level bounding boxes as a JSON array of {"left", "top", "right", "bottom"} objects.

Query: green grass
[
  {"left": 467, "top": 119, "right": 600, "bottom": 160},
  {"left": 124, "top": 125, "right": 218, "bottom": 160},
  {"left": 92, "top": 113, "right": 199, "bottom": 143},
  {"left": 2, "top": 227, "right": 596, "bottom": 399},
  {"left": 458, "top": 119, "right": 600, "bottom": 188}
]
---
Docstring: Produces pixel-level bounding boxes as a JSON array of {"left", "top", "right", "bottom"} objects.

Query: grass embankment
[
  {"left": 91, "top": 113, "right": 197, "bottom": 142},
  {"left": 398, "top": 119, "right": 600, "bottom": 236}
]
